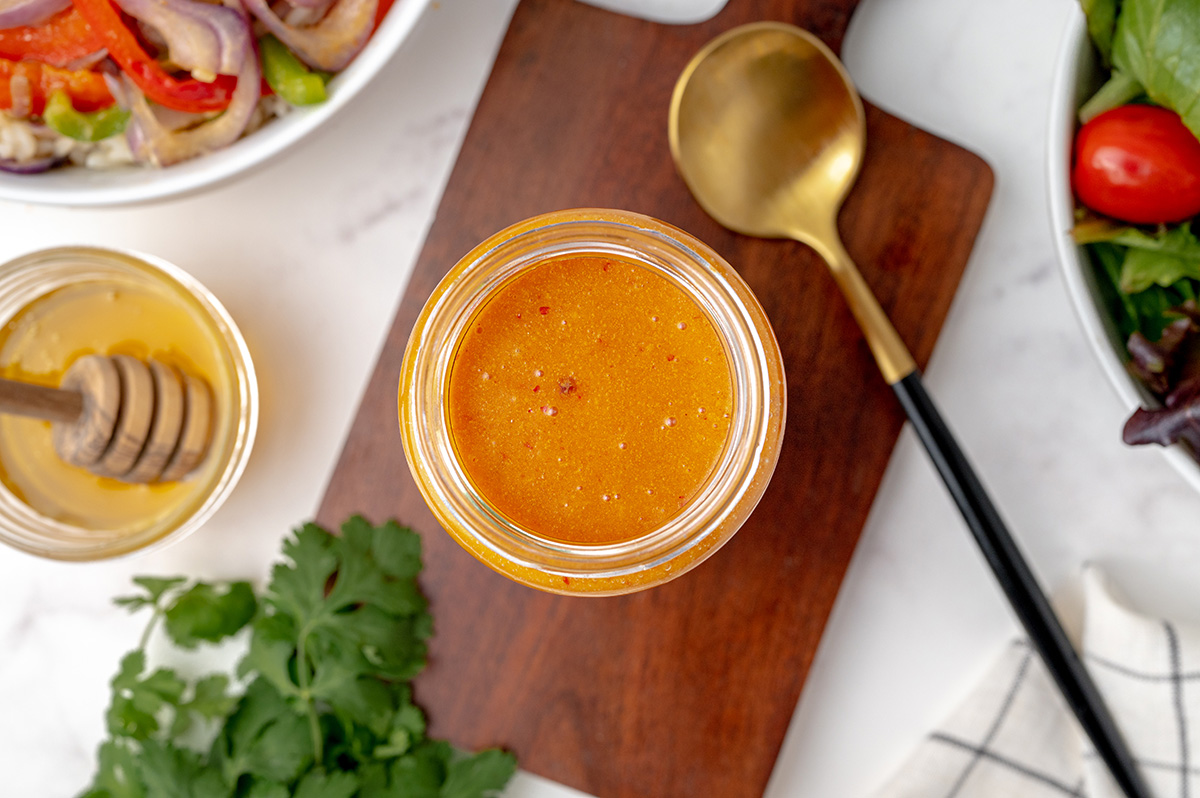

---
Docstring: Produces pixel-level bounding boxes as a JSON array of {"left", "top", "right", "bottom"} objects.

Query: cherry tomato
[{"left": 1072, "top": 104, "right": 1200, "bottom": 224}]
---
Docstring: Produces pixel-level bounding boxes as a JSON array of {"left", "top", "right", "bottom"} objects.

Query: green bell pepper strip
[
  {"left": 43, "top": 90, "right": 130, "bottom": 141},
  {"left": 260, "top": 35, "right": 327, "bottom": 106}
]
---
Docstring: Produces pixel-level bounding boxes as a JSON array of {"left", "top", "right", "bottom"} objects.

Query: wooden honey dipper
[{"left": 0, "top": 354, "right": 213, "bottom": 483}]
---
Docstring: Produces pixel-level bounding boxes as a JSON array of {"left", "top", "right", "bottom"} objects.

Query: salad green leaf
[
  {"left": 1112, "top": 223, "right": 1200, "bottom": 292},
  {"left": 1082, "top": 0, "right": 1121, "bottom": 64},
  {"left": 1111, "top": 0, "right": 1200, "bottom": 138},
  {"left": 1086, "top": 240, "right": 1198, "bottom": 341},
  {"left": 79, "top": 518, "right": 515, "bottom": 798},
  {"left": 1079, "top": 70, "right": 1144, "bottom": 122}
]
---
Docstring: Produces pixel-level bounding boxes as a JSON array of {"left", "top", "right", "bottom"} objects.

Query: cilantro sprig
[{"left": 80, "top": 517, "right": 515, "bottom": 798}]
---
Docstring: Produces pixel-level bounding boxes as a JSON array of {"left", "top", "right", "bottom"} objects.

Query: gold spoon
[
  {"left": 0, "top": 354, "right": 213, "bottom": 483},
  {"left": 669, "top": 22, "right": 1150, "bottom": 798}
]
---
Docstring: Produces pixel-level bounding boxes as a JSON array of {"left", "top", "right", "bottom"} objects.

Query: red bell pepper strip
[
  {"left": 72, "top": 0, "right": 237, "bottom": 113},
  {"left": 0, "top": 56, "right": 114, "bottom": 114},
  {"left": 0, "top": 8, "right": 104, "bottom": 69},
  {"left": 373, "top": 0, "right": 393, "bottom": 28}
]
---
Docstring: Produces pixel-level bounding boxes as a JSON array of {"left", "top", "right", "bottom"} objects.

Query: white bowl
[
  {"left": 0, "top": 0, "right": 432, "bottom": 207},
  {"left": 1047, "top": 9, "right": 1200, "bottom": 492}
]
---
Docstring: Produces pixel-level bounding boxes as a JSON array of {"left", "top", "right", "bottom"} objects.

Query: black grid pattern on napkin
[
  {"left": 925, "top": 622, "right": 1200, "bottom": 798},
  {"left": 928, "top": 643, "right": 1085, "bottom": 797},
  {"left": 1081, "top": 620, "right": 1196, "bottom": 798}
]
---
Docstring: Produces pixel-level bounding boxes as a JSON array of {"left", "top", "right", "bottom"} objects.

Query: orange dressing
[{"left": 447, "top": 255, "right": 733, "bottom": 544}]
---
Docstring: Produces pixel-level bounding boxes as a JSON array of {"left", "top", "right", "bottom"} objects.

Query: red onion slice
[
  {"left": 63, "top": 48, "right": 111, "bottom": 72},
  {"left": 244, "top": 0, "right": 376, "bottom": 71},
  {"left": 108, "top": 3, "right": 260, "bottom": 167},
  {"left": 0, "top": 155, "right": 63, "bottom": 173},
  {"left": 0, "top": 0, "right": 70, "bottom": 30},
  {"left": 113, "top": 0, "right": 249, "bottom": 78},
  {"left": 276, "top": 0, "right": 332, "bottom": 13}
]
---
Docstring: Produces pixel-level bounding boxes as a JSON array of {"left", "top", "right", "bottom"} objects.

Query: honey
[{"left": 0, "top": 279, "right": 233, "bottom": 531}]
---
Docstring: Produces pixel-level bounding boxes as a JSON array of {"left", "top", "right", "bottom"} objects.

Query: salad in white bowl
[
  {"left": 0, "top": 0, "right": 429, "bottom": 203},
  {"left": 1055, "top": 0, "right": 1200, "bottom": 467}
]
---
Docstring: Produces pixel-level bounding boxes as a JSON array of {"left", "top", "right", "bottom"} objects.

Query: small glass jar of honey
[
  {"left": 400, "top": 209, "right": 785, "bottom": 595},
  {"left": 0, "top": 247, "right": 257, "bottom": 560}
]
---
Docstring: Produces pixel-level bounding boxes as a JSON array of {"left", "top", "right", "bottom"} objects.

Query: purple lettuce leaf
[
  {"left": 1127, "top": 316, "right": 1197, "bottom": 395},
  {"left": 1123, "top": 377, "right": 1200, "bottom": 451}
]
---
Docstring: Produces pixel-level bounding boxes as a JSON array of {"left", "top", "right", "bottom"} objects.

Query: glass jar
[
  {"left": 0, "top": 246, "right": 257, "bottom": 560},
  {"left": 399, "top": 209, "right": 785, "bottom": 595}
]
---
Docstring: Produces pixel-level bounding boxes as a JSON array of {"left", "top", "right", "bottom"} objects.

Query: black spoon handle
[{"left": 892, "top": 370, "right": 1151, "bottom": 798}]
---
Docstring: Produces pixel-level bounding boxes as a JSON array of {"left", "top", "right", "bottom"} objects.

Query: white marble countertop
[{"left": 5, "top": 0, "right": 1200, "bottom": 795}]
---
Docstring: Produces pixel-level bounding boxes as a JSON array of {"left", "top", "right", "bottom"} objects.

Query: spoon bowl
[{"left": 669, "top": 22, "right": 864, "bottom": 245}]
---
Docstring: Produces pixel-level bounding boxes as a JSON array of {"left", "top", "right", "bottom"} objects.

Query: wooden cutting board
[{"left": 318, "top": 1, "right": 994, "bottom": 796}]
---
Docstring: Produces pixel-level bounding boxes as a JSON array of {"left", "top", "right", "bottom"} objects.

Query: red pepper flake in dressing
[{"left": 539, "top": 306, "right": 550, "bottom": 315}]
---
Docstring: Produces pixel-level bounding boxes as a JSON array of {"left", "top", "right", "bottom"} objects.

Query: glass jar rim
[
  {"left": 0, "top": 245, "right": 258, "bottom": 561},
  {"left": 400, "top": 209, "right": 785, "bottom": 588}
]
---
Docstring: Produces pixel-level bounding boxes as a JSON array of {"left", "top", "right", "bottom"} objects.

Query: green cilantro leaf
[
  {"left": 82, "top": 517, "right": 514, "bottom": 798},
  {"left": 323, "top": 675, "right": 397, "bottom": 739},
  {"left": 170, "top": 674, "right": 237, "bottom": 737},
  {"left": 387, "top": 742, "right": 450, "bottom": 798},
  {"left": 373, "top": 690, "right": 427, "bottom": 759},
  {"left": 164, "top": 582, "right": 257, "bottom": 649},
  {"left": 269, "top": 523, "right": 340, "bottom": 622},
  {"left": 243, "top": 519, "right": 431, "bottom": 725},
  {"left": 293, "top": 770, "right": 358, "bottom": 798},
  {"left": 239, "top": 613, "right": 302, "bottom": 699},
  {"left": 242, "top": 780, "right": 289, "bottom": 798},
  {"left": 81, "top": 741, "right": 146, "bottom": 798},
  {"left": 341, "top": 517, "right": 423, "bottom": 581},
  {"left": 442, "top": 749, "right": 518, "bottom": 798},
  {"left": 133, "top": 577, "right": 187, "bottom": 602},
  {"left": 113, "top": 577, "right": 187, "bottom": 613},
  {"left": 106, "top": 652, "right": 186, "bottom": 740},
  {"left": 211, "top": 678, "right": 313, "bottom": 785},
  {"left": 136, "top": 739, "right": 229, "bottom": 798}
]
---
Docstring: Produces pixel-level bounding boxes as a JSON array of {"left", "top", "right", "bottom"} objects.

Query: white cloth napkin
[{"left": 872, "top": 568, "right": 1200, "bottom": 798}]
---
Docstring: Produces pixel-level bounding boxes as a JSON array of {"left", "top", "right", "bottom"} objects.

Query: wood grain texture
[{"left": 317, "top": 1, "right": 994, "bottom": 796}]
